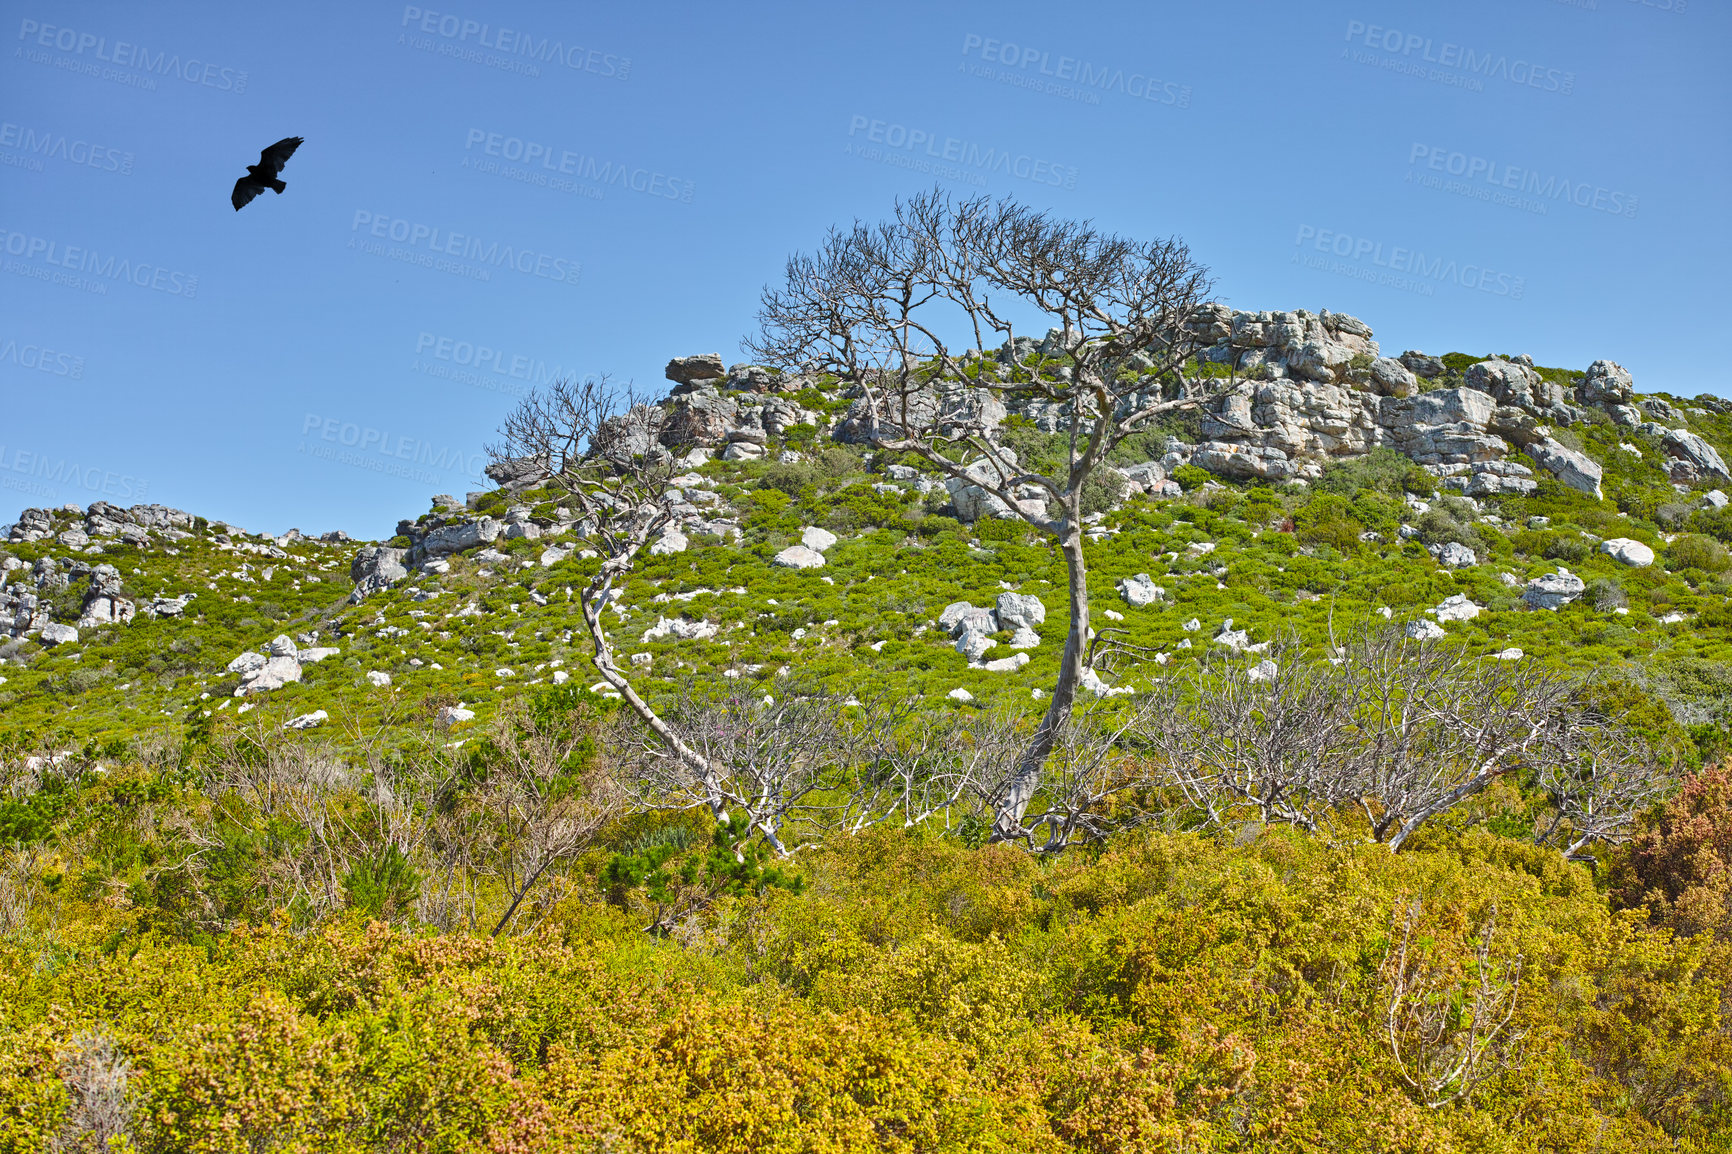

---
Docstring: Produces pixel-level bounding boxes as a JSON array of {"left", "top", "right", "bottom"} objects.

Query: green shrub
[
  {"left": 1291, "top": 494, "right": 1363, "bottom": 551},
  {"left": 1172, "top": 464, "right": 1211, "bottom": 492},
  {"left": 1668, "top": 534, "right": 1731, "bottom": 574}
]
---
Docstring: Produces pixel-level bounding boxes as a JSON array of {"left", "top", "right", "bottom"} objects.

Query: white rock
[
  {"left": 978, "top": 652, "right": 1031, "bottom": 673},
  {"left": 1523, "top": 571, "right": 1586, "bottom": 611},
  {"left": 629, "top": 652, "right": 653, "bottom": 667},
  {"left": 1496, "top": 647, "right": 1524, "bottom": 660},
  {"left": 367, "top": 670, "right": 392, "bottom": 687},
  {"left": 284, "top": 710, "right": 328, "bottom": 731},
  {"left": 1702, "top": 490, "right": 1729, "bottom": 509},
  {"left": 772, "top": 545, "right": 826, "bottom": 569},
  {"left": 956, "top": 629, "right": 998, "bottom": 663},
  {"left": 641, "top": 616, "right": 720, "bottom": 642},
  {"left": 1247, "top": 659, "right": 1279, "bottom": 683},
  {"left": 1433, "top": 594, "right": 1482, "bottom": 622},
  {"left": 1103, "top": 609, "right": 1124, "bottom": 621},
  {"left": 1599, "top": 538, "right": 1656, "bottom": 567},
  {"left": 298, "top": 647, "right": 340, "bottom": 663},
  {"left": 1658, "top": 612, "right": 1687, "bottom": 624},
  {"left": 946, "top": 688, "right": 974, "bottom": 702},
  {"left": 1436, "top": 541, "right": 1477, "bottom": 569},
  {"left": 1182, "top": 618, "right": 1201, "bottom": 631},
  {"left": 1118, "top": 573, "right": 1164, "bottom": 608},
  {"left": 649, "top": 528, "right": 688, "bottom": 555},
  {"left": 227, "top": 650, "right": 267, "bottom": 675},
  {"left": 495, "top": 668, "right": 514, "bottom": 678},
  {"left": 800, "top": 526, "right": 838, "bottom": 552},
  {"left": 1406, "top": 620, "right": 1447, "bottom": 641},
  {"left": 1007, "top": 625, "right": 1041, "bottom": 649},
  {"left": 539, "top": 546, "right": 572, "bottom": 567},
  {"left": 38, "top": 622, "right": 79, "bottom": 646},
  {"left": 437, "top": 704, "right": 475, "bottom": 725},
  {"left": 994, "top": 592, "right": 1046, "bottom": 630},
  {"left": 722, "top": 441, "right": 765, "bottom": 461},
  {"left": 1080, "top": 667, "right": 1134, "bottom": 697},
  {"left": 1377, "top": 606, "right": 1394, "bottom": 619}
]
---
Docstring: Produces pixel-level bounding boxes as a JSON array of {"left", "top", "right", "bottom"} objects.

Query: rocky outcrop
[
  {"left": 1578, "top": 360, "right": 1633, "bottom": 407},
  {"left": 75, "top": 564, "right": 134, "bottom": 628},
  {"left": 350, "top": 545, "right": 409, "bottom": 601},
  {"left": 938, "top": 451, "right": 1045, "bottom": 523},
  {"left": 1526, "top": 438, "right": 1604, "bottom": 498},
  {"left": 1653, "top": 428, "right": 1731, "bottom": 483}
]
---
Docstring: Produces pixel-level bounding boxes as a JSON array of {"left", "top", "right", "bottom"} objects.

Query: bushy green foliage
[{"left": 1171, "top": 463, "right": 1211, "bottom": 492}]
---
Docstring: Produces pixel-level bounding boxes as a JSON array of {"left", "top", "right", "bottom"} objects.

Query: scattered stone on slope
[
  {"left": 1117, "top": 573, "right": 1163, "bottom": 607},
  {"left": 1406, "top": 619, "right": 1447, "bottom": 641},
  {"left": 1526, "top": 438, "right": 1604, "bottom": 497},
  {"left": 38, "top": 622, "right": 78, "bottom": 646},
  {"left": 1523, "top": 571, "right": 1587, "bottom": 611},
  {"left": 773, "top": 544, "right": 825, "bottom": 569},
  {"left": 1435, "top": 542, "right": 1477, "bottom": 569},
  {"left": 801, "top": 526, "right": 838, "bottom": 552},
  {"left": 1599, "top": 538, "right": 1656, "bottom": 567},
  {"left": 642, "top": 617, "right": 720, "bottom": 642},
  {"left": 1431, "top": 594, "right": 1482, "bottom": 622},
  {"left": 995, "top": 592, "right": 1046, "bottom": 631}
]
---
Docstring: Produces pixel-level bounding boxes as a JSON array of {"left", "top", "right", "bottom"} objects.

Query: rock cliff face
[{"left": 647, "top": 305, "right": 1729, "bottom": 514}]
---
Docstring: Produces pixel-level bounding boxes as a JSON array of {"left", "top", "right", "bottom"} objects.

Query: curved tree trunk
[
  {"left": 993, "top": 509, "right": 1088, "bottom": 843},
  {"left": 579, "top": 565, "right": 726, "bottom": 817}
]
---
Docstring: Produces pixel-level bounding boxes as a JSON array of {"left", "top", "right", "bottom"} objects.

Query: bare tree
[
  {"left": 1532, "top": 722, "right": 1669, "bottom": 862},
  {"left": 749, "top": 190, "right": 1231, "bottom": 842},
  {"left": 1339, "top": 631, "right": 1585, "bottom": 851},
  {"left": 476, "top": 702, "right": 619, "bottom": 936},
  {"left": 838, "top": 705, "right": 1022, "bottom": 836},
  {"left": 1147, "top": 645, "right": 1360, "bottom": 835},
  {"left": 490, "top": 376, "right": 726, "bottom": 808},
  {"left": 1379, "top": 900, "right": 1526, "bottom": 1109},
  {"left": 616, "top": 685, "right": 853, "bottom": 855},
  {"left": 1127, "top": 628, "right": 1668, "bottom": 857},
  {"left": 53, "top": 1031, "right": 136, "bottom": 1153},
  {"left": 1003, "top": 694, "right": 1175, "bottom": 851}
]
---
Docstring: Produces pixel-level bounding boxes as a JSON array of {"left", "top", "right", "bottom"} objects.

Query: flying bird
[{"left": 231, "top": 136, "right": 303, "bottom": 211}]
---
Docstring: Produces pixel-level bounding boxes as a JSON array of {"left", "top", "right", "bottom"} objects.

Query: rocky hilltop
[
  {"left": 654, "top": 304, "right": 1729, "bottom": 503},
  {"left": 5, "top": 302, "right": 1732, "bottom": 746}
]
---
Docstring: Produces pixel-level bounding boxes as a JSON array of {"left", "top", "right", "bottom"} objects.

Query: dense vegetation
[{"left": 6, "top": 360, "right": 1732, "bottom": 1149}]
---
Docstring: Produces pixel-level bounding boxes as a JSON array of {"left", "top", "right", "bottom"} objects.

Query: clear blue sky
[{"left": 3, "top": 0, "right": 1727, "bottom": 537}]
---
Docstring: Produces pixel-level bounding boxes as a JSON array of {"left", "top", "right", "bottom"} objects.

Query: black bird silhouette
[{"left": 231, "top": 136, "right": 303, "bottom": 211}]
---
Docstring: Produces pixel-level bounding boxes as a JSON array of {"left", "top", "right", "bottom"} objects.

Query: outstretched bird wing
[
  {"left": 257, "top": 136, "right": 303, "bottom": 178},
  {"left": 232, "top": 177, "right": 265, "bottom": 211}
]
